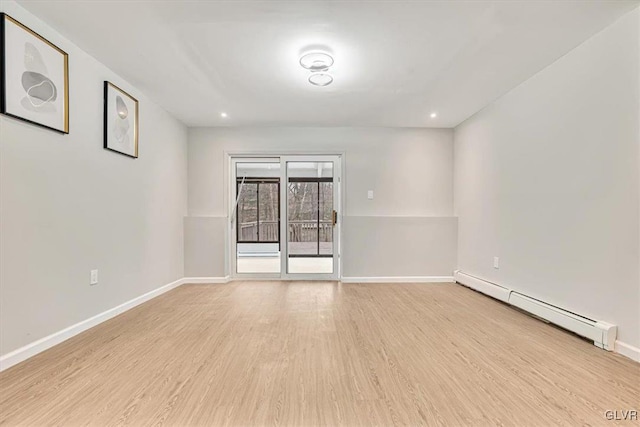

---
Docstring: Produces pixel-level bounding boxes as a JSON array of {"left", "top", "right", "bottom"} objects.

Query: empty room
[{"left": 0, "top": 0, "right": 638, "bottom": 425}]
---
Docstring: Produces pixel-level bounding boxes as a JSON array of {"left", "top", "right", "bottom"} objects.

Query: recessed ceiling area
[{"left": 17, "top": 0, "right": 638, "bottom": 127}]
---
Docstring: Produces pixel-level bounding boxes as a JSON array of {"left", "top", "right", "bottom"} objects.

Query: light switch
[
  {"left": 367, "top": 190, "right": 374, "bottom": 200},
  {"left": 90, "top": 269, "right": 99, "bottom": 285},
  {"left": 493, "top": 257, "right": 499, "bottom": 269}
]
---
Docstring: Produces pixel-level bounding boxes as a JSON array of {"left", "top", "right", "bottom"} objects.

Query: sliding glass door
[{"left": 231, "top": 155, "right": 340, "bottom": 280}]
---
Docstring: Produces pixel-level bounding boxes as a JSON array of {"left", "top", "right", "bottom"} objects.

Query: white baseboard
[
  {"left": 182, "top": 276, "right": 231, "bottom": 284},
  {"left": 0, "top": 277, "right": 185, "bottom": 372},
  {"left": 341, "top": 276, "right": 454, "bottom": 283},
  {"left": 615, "top": 341, "right": 640, "bottom": 362}
]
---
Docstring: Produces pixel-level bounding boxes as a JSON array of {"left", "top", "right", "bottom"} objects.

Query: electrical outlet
[
  {"left": 493, "top": 257, "right": 500, "bottom": 269},
  {"left": 90, "top": 269, "right": 98, "bottom": 285},
  {"left": 367, "top": 190, "right": 374, "bottom": 200}
]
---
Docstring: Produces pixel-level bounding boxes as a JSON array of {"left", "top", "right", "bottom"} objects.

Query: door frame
[{"left": 227, "top": 152, "right": 344, "bottom": 281}]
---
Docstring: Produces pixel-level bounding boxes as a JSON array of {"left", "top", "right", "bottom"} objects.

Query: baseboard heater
[{"left": 454, "top": 271, "right": 616, "bottom": 351}]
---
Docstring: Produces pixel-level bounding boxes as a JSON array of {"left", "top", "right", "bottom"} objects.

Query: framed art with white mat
[
  {"left": 0, "top": 13, "right": 69, "bottom": 133},
  {"left": 103, "top": 81, "right": 138, "bottom": 158}
]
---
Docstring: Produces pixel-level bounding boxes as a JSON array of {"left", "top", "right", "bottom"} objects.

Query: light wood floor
[{"left": 0, "top": 282, "right": 638, "bottom": 426}]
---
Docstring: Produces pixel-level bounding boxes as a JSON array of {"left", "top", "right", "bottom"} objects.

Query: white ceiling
[{"left": 17, "top": 0, "right": 639, "bottom": 128}]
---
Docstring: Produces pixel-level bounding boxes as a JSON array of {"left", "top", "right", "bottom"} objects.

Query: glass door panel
[
  {"left": 234, "top": 161, "right": 281, "bottom": 275},
  {"left": 258, "top": 182, "right": 279, "bottom": 242},
  {"left": 237, "top": 182, "right": 258, "bottom": 242},
  {"left": 288, "top": 181, "right": 319, "bottom": 256},
  {"left": 285, "top": 160, "right": 336, "bottom": 276}
]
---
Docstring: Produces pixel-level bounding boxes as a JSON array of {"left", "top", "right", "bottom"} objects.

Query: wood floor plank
[{"left": 0, "top": 282, "right": 638, "bottom": 426}]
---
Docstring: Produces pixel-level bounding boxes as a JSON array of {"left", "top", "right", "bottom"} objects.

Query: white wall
[
  {"left": 454, "top": 9, "right": 640, "bottom": 349},
  {"left": 0, "top": 1, "right": 188, "bottom": 356},
  {"left": 342, "top": 216, "right": 456, "bottom": 278},
  {"left": 186, "top": 127, "right": 457, "bottom": 278}
]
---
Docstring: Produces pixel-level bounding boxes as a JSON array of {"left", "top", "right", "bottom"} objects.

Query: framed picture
[
  {"left": 103, "top": 81, "right": 138, "bottom": 158},
  {"left": 0, "top": 13, "right": 69, "bottom": 133}
]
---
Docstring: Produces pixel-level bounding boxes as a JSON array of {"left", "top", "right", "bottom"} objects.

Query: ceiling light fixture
[
  {"left": 308, "top": 73, "right": 333, "bottom": 87},
  {"left": 430, "top": 112, "right": 437, "bottom": 118},
  {"left": 299, "top": 52, "right": 334, "bottom": 72},
  {"left": 220, "top": 112, "right": 228, "bottom": 118}
]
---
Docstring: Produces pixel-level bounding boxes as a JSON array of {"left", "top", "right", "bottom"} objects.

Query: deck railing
[
  {"left": 238, "top": 220, "right": 278, "bottom": 242},
  {"left": 238, "top": 220, "right": 332, "bottom": 243}
]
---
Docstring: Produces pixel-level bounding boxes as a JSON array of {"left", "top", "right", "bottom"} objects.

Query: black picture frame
[
  {"left": 103, "top": 81, "right": 139, "bottom": 158},
  {"left": 0, "top": 13, "right": 69, "bottom": 134}
]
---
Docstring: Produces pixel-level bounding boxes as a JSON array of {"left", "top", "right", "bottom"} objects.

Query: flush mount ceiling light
[
  {"left": 220, "top": 112, "right": 228, "bottom": 118},
  {"left": 299, "top": 52, "right": 334, "bottom": 72},
  {"left": 430, "top": 112, "right": 438, "bottom": 118},
  {"left": 308, "top": 73, "right": 333, "bottom": 87}
]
